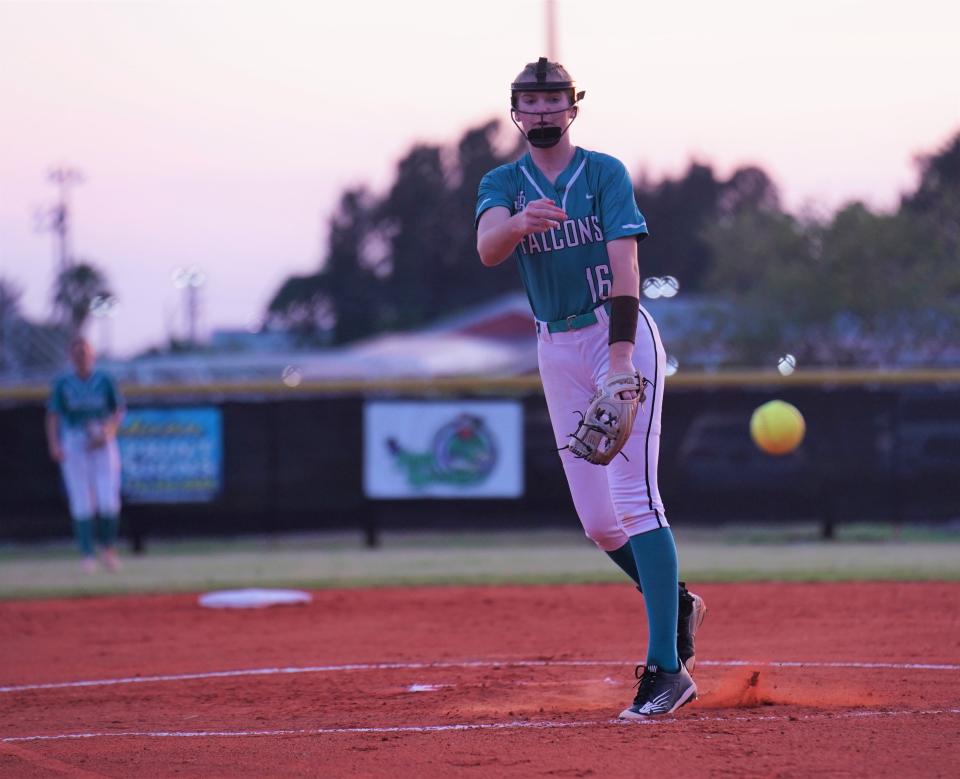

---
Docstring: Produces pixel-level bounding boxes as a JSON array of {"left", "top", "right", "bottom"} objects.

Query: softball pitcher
[
  {"left": 46, "top": 336, "right": 125, "bottom": 573},
  {"left": 476, "top": 58, "right": 704, "bottom": 717}
]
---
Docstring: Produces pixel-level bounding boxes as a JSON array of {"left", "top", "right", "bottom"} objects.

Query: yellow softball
[{"left": 750, "top": 400, "right": 806, "bottom": 456}]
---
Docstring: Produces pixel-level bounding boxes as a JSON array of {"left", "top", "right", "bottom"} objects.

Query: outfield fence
[{"left": 1, "top": 371, "right": 958, "bottom": 544}]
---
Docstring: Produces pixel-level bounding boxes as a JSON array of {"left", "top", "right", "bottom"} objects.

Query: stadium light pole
[
  {"left": 545, "top": 0, "right": 558, "bottom": 61},
  {"left": 46, "top": 166, "right": 84, "bottom": 272},
  {"left": 89, "top": 293, "right": 119, "bottom": 357},
  {"left": 172, "top": 266, "right": 206, "bottom": 348}
]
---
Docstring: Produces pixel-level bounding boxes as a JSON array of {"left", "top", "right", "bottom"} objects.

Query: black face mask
[
  {"left": 510, "top": 108, "right": 578, "bottom": 149},
  {"left": 527, "top": 128, "right": 562, "bottom": 148}
]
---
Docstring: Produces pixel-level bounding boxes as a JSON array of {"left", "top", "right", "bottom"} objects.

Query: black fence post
[
  {"left": 364, "top": 502, "right": 381, "bottom": 549},
  {"left": 126, "top": 505, "right": 147, "bottom": 554}
]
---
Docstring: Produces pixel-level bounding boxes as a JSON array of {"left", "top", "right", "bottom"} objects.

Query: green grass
[{"left": 0, "top": 523, "right": 957, "bottom": 600}]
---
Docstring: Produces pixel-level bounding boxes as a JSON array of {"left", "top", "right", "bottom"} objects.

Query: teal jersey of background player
[
  {"left": 475, "top": 146, "right": 649, "bottom": 323},
  {"left": 48, "top": 370, "right": 124, "bottom": 430}
]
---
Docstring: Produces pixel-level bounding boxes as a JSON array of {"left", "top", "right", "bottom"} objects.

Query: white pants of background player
[
  {"left": 59, "top": 427, "right": 122, "bottom": 520},
  {"left": 537, "top": 302, "right": 668, "bottom": 550}
]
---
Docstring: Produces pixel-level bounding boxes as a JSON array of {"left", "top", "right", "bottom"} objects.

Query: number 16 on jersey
[{"left": 586, "top": 263, "right": 612, "bottom": 304}]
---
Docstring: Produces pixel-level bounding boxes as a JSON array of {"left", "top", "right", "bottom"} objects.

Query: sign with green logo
[{"left": 364, "top": 401, "right": 523, "bottom": 498}]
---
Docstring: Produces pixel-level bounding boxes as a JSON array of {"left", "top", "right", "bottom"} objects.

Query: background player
[
  {"left": 475, "top": 58, "right": 703, "bottom": 717},
  {"left": 46, "top": 336, "right": 125, "bottom": 573}
]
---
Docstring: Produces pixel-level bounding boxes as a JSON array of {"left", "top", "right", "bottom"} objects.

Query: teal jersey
[
  {"left": 476, "top": 147, "right": 648, "bottom": 322},
  {"left": 48, "top": 370, "right": 124, "bottom": 430}
]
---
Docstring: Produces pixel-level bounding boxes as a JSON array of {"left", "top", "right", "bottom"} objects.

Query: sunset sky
[{"left": 1, "top": 0, "right": 957, "bottom": 357}]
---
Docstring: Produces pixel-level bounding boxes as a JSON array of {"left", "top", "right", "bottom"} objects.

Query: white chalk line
[
  {"left": 4, "top": 707, "right": 960, "bottom": 744},
  {"left": 1, "top": 658, "right": 957, "bottom": 695}
]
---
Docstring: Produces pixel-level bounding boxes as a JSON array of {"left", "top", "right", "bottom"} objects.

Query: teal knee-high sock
[
  {"left": 97, "top": 515, "right": 119, "bottom": 548},
  {"left": 605, "top": 543, "right": 641, "bottom": 586},
  {"left": 628, "top": 527, "right": 680, "bottom": 672},
  {"left": 73, "top": 518, "right": 95, "bottom": 558}
]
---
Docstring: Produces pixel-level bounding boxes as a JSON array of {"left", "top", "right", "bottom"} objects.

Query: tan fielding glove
[{"left": 566, "top": 372, "right": 646, "bottom": 465}]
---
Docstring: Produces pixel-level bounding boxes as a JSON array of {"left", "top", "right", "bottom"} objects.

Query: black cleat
[
  {"left": 619, "top": 663, "right": 698, "bottom": 718},
  {"left": 677, "top": 583, "right": 707, "bottom": 673}
]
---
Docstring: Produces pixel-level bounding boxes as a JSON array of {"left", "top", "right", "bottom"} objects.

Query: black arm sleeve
[{"left": 608, "top": 295, "right": 640, "bottom": 345}]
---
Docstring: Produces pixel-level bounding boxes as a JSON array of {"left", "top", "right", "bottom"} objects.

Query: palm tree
[{"left": 52, "top": 261, "right": 111, "bottom": 335}]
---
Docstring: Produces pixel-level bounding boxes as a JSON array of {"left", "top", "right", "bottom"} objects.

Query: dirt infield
[{"left": 2, "top": 582, "right": 958, "bottom": 777}]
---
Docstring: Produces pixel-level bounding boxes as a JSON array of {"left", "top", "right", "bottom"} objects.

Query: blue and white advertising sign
[
  {"left": 118, "top": 407, "right": 222, "bottom": 503},
  {"left": 364, "top": 401, "right": 524, "bottom": 499}
]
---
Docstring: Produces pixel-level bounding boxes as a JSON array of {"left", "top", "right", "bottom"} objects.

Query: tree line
[
  {"left": 267, "top": 122, "right": 960, "bottom": 367},
  {"left": 3, "top": 125, "right": 956, "bottom": 374}
]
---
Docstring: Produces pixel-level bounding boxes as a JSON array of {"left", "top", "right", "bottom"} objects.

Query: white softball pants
[
  {"left": 60, "top": 428, "right": 122, "bottom": 520},
  {"left": 537, "top": 302, "right": 668, "bottom": 551}
]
